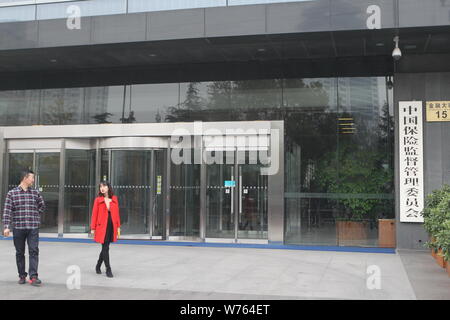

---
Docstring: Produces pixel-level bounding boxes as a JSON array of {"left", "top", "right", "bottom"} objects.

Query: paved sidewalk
[
  {"left": 398, "top": 249, "right": 450, "bottom": 300},
  {"left": 0, "top": 240, "right": 443, "bottom": 300}
]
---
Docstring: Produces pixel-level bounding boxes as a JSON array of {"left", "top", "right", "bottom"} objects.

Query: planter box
[
  {"left": 436, "top": 249, "right": 447, "bottom": 269},
  {"left": 336, "top": 221, "right": 368, "bottom": 246},
  {"left": 378, "top": 219, "right": 396, "bottom": 248}
]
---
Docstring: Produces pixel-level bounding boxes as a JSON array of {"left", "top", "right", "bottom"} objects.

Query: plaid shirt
[{"left": 2, "top": 186, "right": 45, "bottom": 230}]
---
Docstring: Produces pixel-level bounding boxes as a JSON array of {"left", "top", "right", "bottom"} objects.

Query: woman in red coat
[{"left": 90, "top": 181, "right": 121, "bottom": 278}]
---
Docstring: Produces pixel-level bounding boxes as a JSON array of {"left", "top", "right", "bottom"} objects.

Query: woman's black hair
[{"left": 98, "top": 181, "right": 114, "bottom": 198}]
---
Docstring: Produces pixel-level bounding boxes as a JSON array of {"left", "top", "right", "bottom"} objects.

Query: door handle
[
  {"left": 239, "top": 167, "right": 242, "bottom": 223},
  {"left": 230, "top": 174, "right": 234, "bottom": 224}
]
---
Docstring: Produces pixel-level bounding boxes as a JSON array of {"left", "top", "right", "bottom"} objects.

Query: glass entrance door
[
  {"left": 170, "top": 155, "right": 201, "bottom": 238},
  {"left": 206, "top": 152, "right": 235, "bottom": 239},
  {"left": 237, "top": 152, "right": 268, "bottom": 240},
  {"left": 205, "top": 150, "right": 268, "bottom": 241},
  {"left": 8, "top": 151, "right": 60, "bottom": 233},
  {"left": 35, "top": 152, "right": 60, "bottom": 233},
  {"left": 64, "top": 149, "right": 96, "bottom": 233},
  {"left": 8, "top": 153, "right": 33, "bottom": 191},
  {"left": 106, "top": 149, "right": 165, "bottom": 238},
  {"left": 110, "top": 150, "right": 151, "bottom": 236}
]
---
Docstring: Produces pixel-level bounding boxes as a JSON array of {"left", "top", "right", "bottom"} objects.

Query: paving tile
[{"left": 0, "top": 241, "right": 421, "bottom": 300}]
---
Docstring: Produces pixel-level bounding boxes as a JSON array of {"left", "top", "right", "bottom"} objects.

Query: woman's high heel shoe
[
  {"left": 106, "top": 267, "right": 114, "bottom": 278},
  {"left": 95, "top": 260, "right": 102, "bottom": 274}
]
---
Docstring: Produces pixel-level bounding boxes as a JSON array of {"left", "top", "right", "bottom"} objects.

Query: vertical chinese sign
[{"left": 399, "top": 101, "right": 424, "bottom": 223}]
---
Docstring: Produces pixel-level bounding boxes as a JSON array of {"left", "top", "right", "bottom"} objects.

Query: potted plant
[
  {"left": 333, "top": 196, "right": 376, "bottom": 246},
  {"left": 316, "top": 144, "right": 393, "bottom": 246},
  {"left": 423, "top": 185, "right": 450, "bottom": 269},
  {"left": 435, "top": 222, "right": 450, "bottom": 276}
]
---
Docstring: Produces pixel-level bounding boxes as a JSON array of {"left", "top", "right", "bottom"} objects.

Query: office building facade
[{"left": 0, "top": 0, "right": 449, "bottom": 250}]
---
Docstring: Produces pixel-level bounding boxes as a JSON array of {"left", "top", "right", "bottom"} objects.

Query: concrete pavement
[
  {"left": 398, "top": 249, "right": 450, "bottom": 300},
  {"left": 0, "top": 239, "right": 446, "bottom": 300}
]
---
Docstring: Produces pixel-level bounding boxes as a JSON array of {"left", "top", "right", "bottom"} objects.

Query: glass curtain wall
[
  {"left": 0, "top": 76, "right": 394, "bottom": 246},
  {"left": 0, "top": 90, "right": 40, "bottom": 126},
  {"left": 0, "top": 0, "right": 317, "bottom": 23},
  {"left": 283, "top": 78, "right": 339, "bottom": 245},
  {"left": 283, "top": 78, "right": 394, "bottom": 247}
]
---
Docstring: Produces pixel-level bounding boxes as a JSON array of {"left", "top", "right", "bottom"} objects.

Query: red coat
[{"left": 90, "top": 196, "right": 121, "bottom": 244}]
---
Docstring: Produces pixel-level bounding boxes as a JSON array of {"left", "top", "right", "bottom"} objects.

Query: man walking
[{"left": 3, "top": 169, "right": 45, "bottom": 286}]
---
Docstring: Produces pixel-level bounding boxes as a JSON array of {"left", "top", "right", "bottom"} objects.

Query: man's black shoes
[
  {"left": 29, "top": 277, "right": 42, "bottom": 286},
  {"left": 18, "top": 277, "right": 26, "bottom": 285}
]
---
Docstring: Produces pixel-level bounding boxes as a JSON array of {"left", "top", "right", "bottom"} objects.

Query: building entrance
[{"left": 0, "top": 121, "right": 284, "bottom": 243}]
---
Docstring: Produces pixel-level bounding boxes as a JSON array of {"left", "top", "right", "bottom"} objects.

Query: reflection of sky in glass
[
  {"left": 0, "top": 0, "right": 317, "bottom": 22},
  {"left": 36, "top": 0, "right": 127, "bottom": 20},
  {"left": 105, "top": 86, "right": 124, "bottom": 123},
  {"left": 0, "top": 77, "right": 391, "bottom": 126},
  {"left": 130, "top": 83, "right": 179, "bottom": 123},
  {"left": 0, "top": 5, "right": 35, "bottom": 23},
  {"left": 128, "top": 0, "right": 227, "bottom": 13},
  {"left": 229, "top": 0, "right": 313, "bottom": 5},
  {"left": 301, "top": 78, "right": 337, "bottom": 111}
]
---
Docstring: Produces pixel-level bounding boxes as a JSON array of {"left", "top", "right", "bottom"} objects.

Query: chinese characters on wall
[{"left": 399, "top": 101, "right": 424, "bottom": 223}]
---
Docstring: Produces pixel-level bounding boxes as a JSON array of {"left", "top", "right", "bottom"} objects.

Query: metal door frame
[
  {"left": 204, "top": 149, "right": 270, "bottom": 244},
  {"left": 106, "top": 147, "right": 165, "bottom": 240},
  {"left": 201, "top": 121, "right": 284, "bottom": 244},
  {"left": 5, "top": 142, "right": 64, "bottom": 237}
]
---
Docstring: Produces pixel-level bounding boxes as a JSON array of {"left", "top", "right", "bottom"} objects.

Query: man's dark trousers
[{"left": 13, "top": 228, "right": 39, "bottom": 279}]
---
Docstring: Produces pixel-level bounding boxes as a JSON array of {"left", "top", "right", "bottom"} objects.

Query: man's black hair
[{"left": 20, "top": 169, "right": 35, "bottom": 182}]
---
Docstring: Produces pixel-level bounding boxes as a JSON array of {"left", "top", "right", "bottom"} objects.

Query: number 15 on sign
[{"left": 426, "top": 101, "right": 450, "bottom": 122}]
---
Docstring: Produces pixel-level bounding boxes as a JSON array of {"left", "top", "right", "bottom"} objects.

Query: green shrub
[
  {"left": 423, "top": 185, "right": 450, "bottom": 260},
  {"left": 315, "top": 147, "right": 393, "bottom": 221},
  {"left": 436, "top": 220, "right": 450, "bottom": 262}
]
